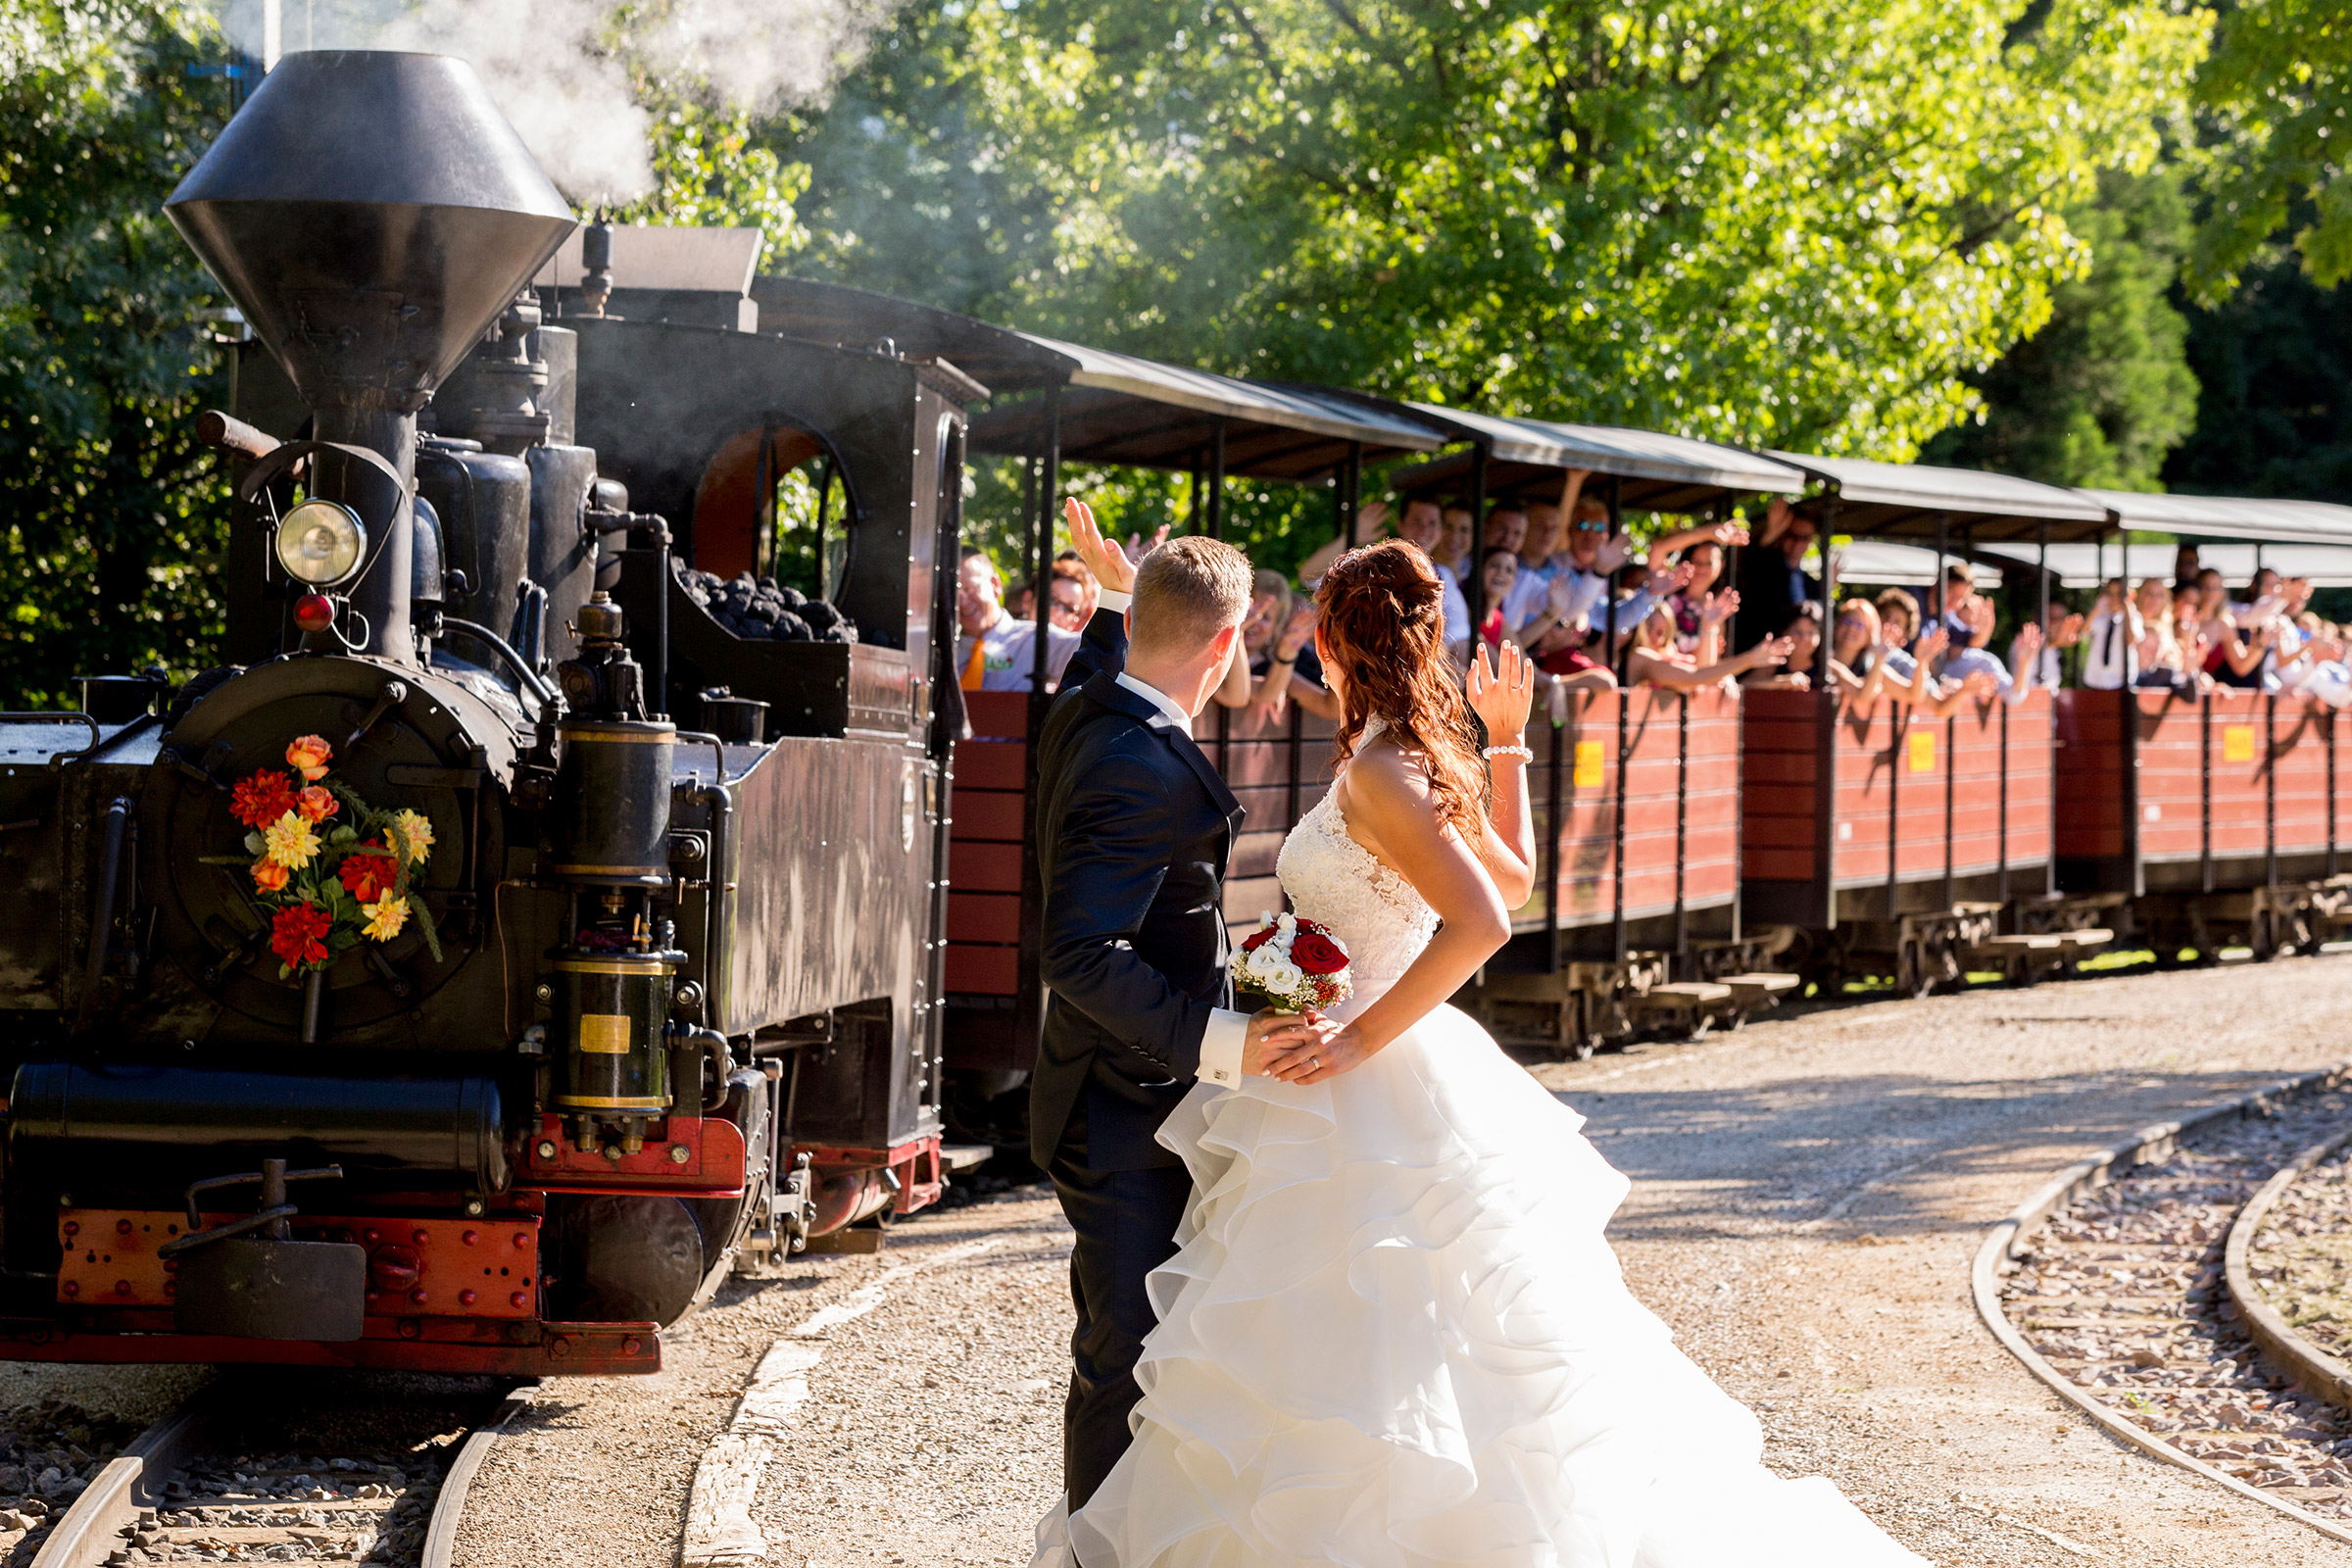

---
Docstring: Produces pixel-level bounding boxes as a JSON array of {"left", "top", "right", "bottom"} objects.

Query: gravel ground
[{"left": 454, "top": 953, "right": 2352, "bottom": 1567}]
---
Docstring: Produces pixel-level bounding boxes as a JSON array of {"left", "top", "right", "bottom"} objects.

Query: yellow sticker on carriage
[
  {"left": 1907, "top": 730, "right": 1936, "bottom": 772},
  {"left": 2224, "top": 725, "right": 2255, "bottom": 762},
  {"left": 1573, "top": 741, "right": 1603, "bottom": 788}
]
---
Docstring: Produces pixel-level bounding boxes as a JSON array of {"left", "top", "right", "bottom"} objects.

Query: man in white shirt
[
  {"left": 2081, "top": 580, "right": 2138, "bottom": 690},
  {"left": 956, "top": 546, "right": 1080, "bottom": 690}
]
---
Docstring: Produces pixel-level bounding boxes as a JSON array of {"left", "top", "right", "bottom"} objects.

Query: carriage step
[
  {"left": 941, "top": 1143, "right": 995, "bottom": 1173},
  {"left": 1976, "top": 934, "right": 2063, "bottom": 954},
  {"left": 1637, "top": 982, "right": 1732, "bottom": 1010},
  {"left": 1716, "top": 972, "right": 1801, "bottom": 1002},
  {"left": 2051, "top": 928, "right": 2114, "bottom": 952}
]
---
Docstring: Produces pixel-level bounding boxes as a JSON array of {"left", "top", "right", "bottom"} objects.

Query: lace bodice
[{"left": 1275, "top": 764, "right": 1440, "bottom": 1010}]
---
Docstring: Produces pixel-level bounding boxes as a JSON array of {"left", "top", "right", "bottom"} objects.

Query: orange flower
[
  {"left": 252, "top": 859, "right": 289, "bottom": 893},
  {"left": 286, "top": 734, "right": 333, "bottom": 781},
  {"left": 295, "top": 785, "right": 339, "bottom": 823}
]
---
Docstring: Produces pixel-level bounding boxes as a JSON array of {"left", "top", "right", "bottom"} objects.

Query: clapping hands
[{"left": 1699, "top": 588, "right": 1740, "bottom": 627}]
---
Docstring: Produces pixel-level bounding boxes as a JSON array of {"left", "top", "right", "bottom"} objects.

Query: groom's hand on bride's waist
[{"left": 1240, "top": 1008, "right": 1343, "bottom": 1078}]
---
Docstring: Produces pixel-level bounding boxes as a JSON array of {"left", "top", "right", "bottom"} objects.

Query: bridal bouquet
[
  {"left": 1230, "top": 911, "right": 1351, "bottom": 1012},
  {"left": 208, "top": 735, "right": 443, "bottom": 977}
]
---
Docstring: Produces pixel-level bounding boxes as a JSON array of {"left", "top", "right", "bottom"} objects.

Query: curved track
[
  {"left": 31, "top": 1374, "right": 533, "bottom": 1568},
  {"left": 1975, "top": 1064, "right": 2352, "bottom": 1544}
]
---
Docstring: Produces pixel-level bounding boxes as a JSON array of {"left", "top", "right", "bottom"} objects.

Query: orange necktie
[{"left": 960, "top": 638, "right": 987, "bottom": 690}]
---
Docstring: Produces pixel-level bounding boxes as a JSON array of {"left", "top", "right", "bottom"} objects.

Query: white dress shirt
[
  {"left": 1434, "top": 565, "right": 1471, "bottom": 645},
  {"left": 1112, "top": 668, "right": 1250, "bottom": 1088},
  {"left": 2081, "top": 609, "right": 2139, "bottom": 690}
]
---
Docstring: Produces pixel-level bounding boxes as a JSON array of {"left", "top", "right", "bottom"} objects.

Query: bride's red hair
[{"left": 1315, "top": 540, "right": 1488, "bottom": 840}]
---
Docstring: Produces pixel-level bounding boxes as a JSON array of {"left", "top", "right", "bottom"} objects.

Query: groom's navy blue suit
[{"left": 1032, "top": 608, "right": 1244, "bottom": 1506}]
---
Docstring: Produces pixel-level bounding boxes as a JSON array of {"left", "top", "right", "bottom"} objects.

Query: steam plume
[{"left": 209, "top": 0, "right": 893, "bottom": 203}]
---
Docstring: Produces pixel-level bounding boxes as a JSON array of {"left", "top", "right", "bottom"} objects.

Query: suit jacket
[{"left": 1029, "top": 609, "right": 1244, "bottom": 1171}]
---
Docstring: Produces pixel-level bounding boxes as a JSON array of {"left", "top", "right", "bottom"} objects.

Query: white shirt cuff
[
  {"left": 1096, "top": 587, "right": 1132, "bottom": 612},
  {"left": 1199, "top": 1007, "right": 1250, "bottom": 1087}
]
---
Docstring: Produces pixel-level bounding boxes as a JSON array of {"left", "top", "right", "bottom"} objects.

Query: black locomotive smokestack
[{"left": 164, "top": 51, "right": 576, "bottom": 665}]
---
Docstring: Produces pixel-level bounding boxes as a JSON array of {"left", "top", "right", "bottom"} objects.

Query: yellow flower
[
  {"left": 262, "top": 810, "right": 321, "bottom": 870},
  {"left": 362, "top": 891, "right": 410, "bottom": 942},
  {"left": 392, "top": 809, "right": 435, "bottom": 864}
]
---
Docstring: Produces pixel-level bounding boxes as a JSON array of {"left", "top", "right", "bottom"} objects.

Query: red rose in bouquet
[
  {"left": 270, "top": 903, "right": 333, "bottom": 969},
  {"left": 1290, "top": 930, "right": 1347, "bottom": 975},
  {"left": 230, "top": 769, "right": 301, "bottom": 829},
  {"left": 1240, "top": 926, "right": 1276, "bottom": 953}
]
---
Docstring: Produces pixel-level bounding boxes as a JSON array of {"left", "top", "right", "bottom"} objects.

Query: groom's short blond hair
[{"left": 1132, "top": 536, "right": 1251, "bottom": 655}]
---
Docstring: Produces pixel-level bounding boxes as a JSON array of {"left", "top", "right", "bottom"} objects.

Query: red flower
[
  {"left": 1241, "top": 926, "right": 1276, "bottom": 952},
  {"left": 1290, "top": 931, "right": 1348, "bottom": 975},
  {"left": 338, "top": 841, "right": 399, "bottom": 904},
  {"left": 229, "top": 769, "right": 301, "bottom": 829},
  {"left": 295, "top": 785, "right": 339, "bottom": 823},
  {"left": 270, "top": 902, "right": 333, "bottom": 970}
]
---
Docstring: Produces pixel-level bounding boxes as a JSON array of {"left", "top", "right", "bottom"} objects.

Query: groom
[{"left": 1031, "top": 501, "right": 1340, "bottom": 1519}]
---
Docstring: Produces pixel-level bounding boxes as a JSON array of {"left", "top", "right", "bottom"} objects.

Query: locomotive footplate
[
  {"left": 59, "top": 1208, "right": 542, "bottom": 1318},
  {"left": 0, "top": 1317, "right": 660, "bottom": 1377}
]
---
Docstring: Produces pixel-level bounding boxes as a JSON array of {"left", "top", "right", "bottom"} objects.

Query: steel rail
[
  {"left": 1970, "top": 1061, "right": 2352, "bottom": 1547},
  {"left": 31, "top": 1375, "right": 532, "bottom": 1568},
  {"left": 2225, "top": 1133, "right": 2352, "bottom": 1415}
]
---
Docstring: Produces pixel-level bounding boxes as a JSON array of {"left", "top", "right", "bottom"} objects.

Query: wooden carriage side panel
[
  {"left": 1550, "top": 690, "right": 1622, "bottom": 926},
  {"left": 2002, "top": 687, "right": 2055, "bottom": 867},
  {"left": 1832, "top": 701, "right": 1899, "bottom": 888},
  {"left": 943, "top": 690, "right": 1032, "bottom": 996},
  {"left": 1740, "top": 689, "right": 1822, "bottom": 884},
  {"left": 1680, "top": 688, "right": 1743, "bottom": 910},
  {"left": 2052, "top": 689, "right": 2126, "bottom": 861},
  {"left": 2206, "top": 690, "right": 2268, "bottom": 861},
  {"left": 2270, "top": 695, "right": 2332, "bottom": 858},
  {"left": 2133, "top": 693, "right": 2205, "bottom": 863}
]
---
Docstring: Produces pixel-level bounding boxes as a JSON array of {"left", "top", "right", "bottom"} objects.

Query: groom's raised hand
[
  {"left": 1241, "top": 1008, "right": 1342, "bottom": 1078},
  {"left": 1064, "top": 496, "right": 1139, "bottom": 596}
]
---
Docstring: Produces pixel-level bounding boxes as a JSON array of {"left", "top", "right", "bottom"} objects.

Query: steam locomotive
[{"left": 0, "top": 51, "right": 968, "bottom": 1375}]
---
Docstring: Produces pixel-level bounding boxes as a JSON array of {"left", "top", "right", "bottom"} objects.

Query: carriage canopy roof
[
  {"left": 1389, "top": 409, "right": 1808, "bottom": 515},
  {"left": 1764, "top": 453, "right": 2110, "bottom": 541},
  {"left": 970, "top": 341, "right": 1446, "bottom": 479},
  {"left": 2070, "top": 489, "right": 2352, "bottom": 546}
]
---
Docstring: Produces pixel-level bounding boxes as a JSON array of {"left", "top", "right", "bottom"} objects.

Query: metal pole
[
  {"left": 1016, "top": 385, "right": 1061, "bottom": 1068},
  {"left": 1465, "top": 445, "right": 1490, "bottom": 631},
  {"left": 1213, "top": 439, "right": 1227, "bottom": 541},
  {"left": 1609, "top": 474, "right": 1628, "bottom": 966},
  {"left": 1342, "top": 440, "right": 1363, "bottom": 547},
  {"left": 1815, "top": 497, "right": 1842, "bottom": 932},
  {"left": 1544, "top": 717, "right": 1564, "bottom": 976},
  {"left": 2041, "top": 519, "right": 2054, "bottom": 900}
]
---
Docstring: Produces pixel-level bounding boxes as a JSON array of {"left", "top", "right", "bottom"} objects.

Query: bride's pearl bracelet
[{"left": 1483, "top": 742, "right": 1534, "bottom": 762}]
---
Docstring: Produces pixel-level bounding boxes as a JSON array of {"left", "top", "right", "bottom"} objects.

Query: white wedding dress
[{"left": 1039, "top": 748, "right": 1929, "bottom": 1568}]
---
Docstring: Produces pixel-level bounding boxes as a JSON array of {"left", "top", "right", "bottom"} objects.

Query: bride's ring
[{"left": 1306, "top": 1055, "right": 1318, "bottom": 1070}]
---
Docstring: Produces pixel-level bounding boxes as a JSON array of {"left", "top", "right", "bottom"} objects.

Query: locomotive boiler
[{"left": 0, "top": 50, "right": 965, "bottom": 1375}]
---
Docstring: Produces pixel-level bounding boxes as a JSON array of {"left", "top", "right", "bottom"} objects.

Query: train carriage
[
  {"left": 2053, "top": 492, "right": 2352, "bottom": 959},
  {"left": 1739, "top": 456, "right": 2111, "bottom": 993}
]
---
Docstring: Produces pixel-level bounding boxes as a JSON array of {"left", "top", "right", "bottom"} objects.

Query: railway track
[
  {"left": 1976, "top": 1064, "right": 2352, "bottom": 1543},
  {"left": 30, "top": 1374, "right": 531, "bottom": 1568}
]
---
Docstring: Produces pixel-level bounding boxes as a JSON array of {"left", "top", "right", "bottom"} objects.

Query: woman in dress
[{"left": 1057, "top": 540, "right": 1925, "bottom": 1568}]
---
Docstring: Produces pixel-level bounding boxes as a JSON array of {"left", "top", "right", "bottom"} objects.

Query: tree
[
  {"left": 790, "top": 0, "right": 2207, "bottom": 462},
  {"left": 0, "top": 2, "right": 234, "bottom": 710},
  {"left": 2166, "top": 240, "right": 2352, "bottom": 500},
  {"left": 2187, "top": 0, "right": 2352, "bottom": 298},
  {"left": 1924, "top": 170, "right": 2200, "bottom": 491}
]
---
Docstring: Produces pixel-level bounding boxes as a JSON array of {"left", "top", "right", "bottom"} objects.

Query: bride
[{"left": 1045, "top": 540, "right": 1926, "bottom": 1568}]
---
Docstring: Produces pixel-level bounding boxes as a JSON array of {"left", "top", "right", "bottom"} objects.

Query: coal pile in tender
[{"left": 677, "top": 566, "right": 858, "bottom": 644}]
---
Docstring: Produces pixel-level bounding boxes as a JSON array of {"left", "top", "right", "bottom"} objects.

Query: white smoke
[{"left": 210, "top": 0, "right": 894, "bottom": 203}]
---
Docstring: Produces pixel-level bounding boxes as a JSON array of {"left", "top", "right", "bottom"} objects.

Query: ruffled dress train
[{"left": 1047, "top": 784, "right": 1928, "bottom": 1568}]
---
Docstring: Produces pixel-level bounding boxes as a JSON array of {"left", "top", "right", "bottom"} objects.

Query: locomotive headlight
[{"left": 274, "top": 500, "right": 367, "bottom": 586}]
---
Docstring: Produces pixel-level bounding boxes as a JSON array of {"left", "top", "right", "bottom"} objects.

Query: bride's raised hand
[{"left": 1466, "top": 641, "right": 1535, "bottom": 747}]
